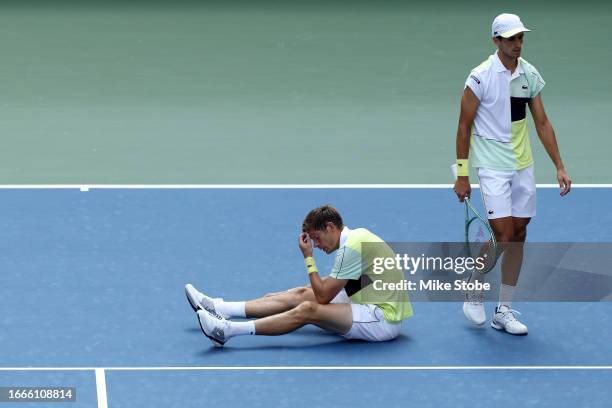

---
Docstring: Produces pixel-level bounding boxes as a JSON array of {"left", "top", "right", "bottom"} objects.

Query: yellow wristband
[
  {"left": 304, "top": 256, "right": 318, "bottom": 274},
  {"left": 456, "top": 159, "right": 469, "bottom": 176}
]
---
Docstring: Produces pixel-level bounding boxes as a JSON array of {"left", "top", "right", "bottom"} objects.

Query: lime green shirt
[{"left": 330, "top": 227, "right": 413, "bottom": 323}]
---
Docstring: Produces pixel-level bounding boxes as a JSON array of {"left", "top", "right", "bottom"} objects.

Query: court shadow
[
  {"left": 459, "top": 323, "right": 558, "bottom": 364},
  {"left": 184, "top": 327, "right": 204, "bottom": 334},
  {"left": 184, "top": 324, "right": 340, "bottom": 339},
  {"left": 196, "top": 332, "right": 412, "bottom": 356},
  {"left": 462, "top": 324, "right": 488, "bottom": 332}
]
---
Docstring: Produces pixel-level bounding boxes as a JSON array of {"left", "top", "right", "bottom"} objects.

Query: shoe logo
[
  {"left": 522, "top": 85, "right": 528, "bottom": 89},
  {"left": 212, "top": 327, "right": 225, "bottom": 341},
  {"left": 488, "top": 210, "right": 494, "bottom": 215}
]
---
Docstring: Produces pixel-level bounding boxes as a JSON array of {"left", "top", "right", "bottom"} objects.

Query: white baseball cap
[{"left": 491, "top": 13, "right": 531, "bottom": 38}]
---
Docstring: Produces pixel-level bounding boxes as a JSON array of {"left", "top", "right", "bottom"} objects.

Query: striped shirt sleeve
[{"left": 330, "top": 246, "right": 362, "bottom": 280}]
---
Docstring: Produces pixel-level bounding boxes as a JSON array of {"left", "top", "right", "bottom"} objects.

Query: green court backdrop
[{"left": 0, "top": 0, "right": 609, "bottom": 183}]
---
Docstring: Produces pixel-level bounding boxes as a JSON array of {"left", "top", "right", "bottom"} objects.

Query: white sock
[
  {"left": 227, "top": 321, "right": 256, "bottom": 337},
  {"left": 498, "top": 284, "right": 515, "bottom": 309},
  {"left": 214, "top": 300, "right": 246, "bottom": 318}
]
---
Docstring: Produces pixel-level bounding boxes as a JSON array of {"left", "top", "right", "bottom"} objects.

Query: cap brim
[{"left": 500, "top": 27, "right": 531, "bottom": 38}]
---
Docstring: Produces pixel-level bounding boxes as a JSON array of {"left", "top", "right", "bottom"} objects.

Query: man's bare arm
[
  {"left": 308, "top": 274, "right": 347, "bottom": 304},
  {"left": 298, "top": 233, "right": 347, "bottom": 303},
  {"left": 529, "top": 94, "right": 572, "bottom": 196},
  {"left": 454, "top": 86, "right": 480, "bottom": 201}
]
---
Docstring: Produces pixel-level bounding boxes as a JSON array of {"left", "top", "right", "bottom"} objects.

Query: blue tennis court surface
[{"left": 1, "top": 187, "right": 611, "bottom": 407}]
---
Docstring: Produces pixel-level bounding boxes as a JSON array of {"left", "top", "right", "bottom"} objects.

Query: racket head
[{"left": 464, "top": 198, "right": 497, "bottom": 274}]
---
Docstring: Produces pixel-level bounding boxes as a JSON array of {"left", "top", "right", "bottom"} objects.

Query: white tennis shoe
[
  {"left": 197, "top": 309, "right": 230, "bottom": 347},
  {"left": 462, "top": 272, "right": 487, "bottom": 325},
  {"left": 491, "top": 306, "right": 528, "bottom": 335},
  {"left": 185, "top": 284, "right": 227, "bottom": 318},
  {"left": 463, "top": 289, "right": 486, "bottom": 325}
]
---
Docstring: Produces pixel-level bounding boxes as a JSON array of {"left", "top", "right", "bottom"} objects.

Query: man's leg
[
  {"left": 463, "top": 168, "right": 513, "bottom": 325},
  {"left": 489, "top": 216, "right": 517, "bottom": 268},
  {"left": 253, "top": 301, "right": 352, "bottom": 335},
  {"left": 462, "top": 215, "right": 514, "bottom": 325},
  {"left": 186, "top": 284, "right": 319, "bottom": 318},
  {"left": 464, "top": 167, "right": 531, "bottom": 334},
  {"left": 487, "top": 216, "right": 529, "bottom": 335},
  {"left": 489, "top": 216, "right": 522, "bottom": 304},
  {"left": 197, "top": 301, "right": 353, "bottom": 346},
  {"left": 500, "top": 217, "right": 530, "bottom": 285},
  {"left": 498, "top": 217, "right": 530, "bottom": 304},
  {"left": 245, "top": 286, "right": 316, "bottom": 318},
  {"left": 498, "top": 164, "right": 535, "bottom": 308}
]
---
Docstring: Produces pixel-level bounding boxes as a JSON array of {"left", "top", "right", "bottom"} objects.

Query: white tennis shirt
[{"left": 465, "top": 52, "right": 546, "bottom": 170}]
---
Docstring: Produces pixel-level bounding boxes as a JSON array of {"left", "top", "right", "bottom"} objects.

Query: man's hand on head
[{"left": 298, "top": 232, "right": 314, "bottom": 258}]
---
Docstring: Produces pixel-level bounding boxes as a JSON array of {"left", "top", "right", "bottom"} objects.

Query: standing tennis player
[
  {"left": 454, "top": 13, "right": 571, "bottom": 334},
  {"left": 185, "top": 205, "right": 412, "bottom": 347}
]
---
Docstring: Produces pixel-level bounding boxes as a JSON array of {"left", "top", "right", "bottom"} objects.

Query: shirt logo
[
  {"left": 522, "top": 85, "right": 528, "bottom": 89},
  {"left": 470, "top": 75, "right": 481, "bottom": 84},
  {"left": 488, "top": 210, "right": 494, "bottom": 215}
]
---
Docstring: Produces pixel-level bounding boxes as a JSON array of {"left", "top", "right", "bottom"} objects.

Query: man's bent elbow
[{"left": 314, "top": 293, "right": 333, "bottom": 305}]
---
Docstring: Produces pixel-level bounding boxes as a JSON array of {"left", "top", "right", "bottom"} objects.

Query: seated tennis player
[{"left": 185, "top": 205, "right": 412, "bottom": 347}]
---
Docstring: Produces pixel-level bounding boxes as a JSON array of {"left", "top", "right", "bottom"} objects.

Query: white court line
[
  {"left": 1, "top": 366, "right": 612, "bottom": 371},
  {"left": 95, "top": 368, "right": 108, "bottom": 408},
  {"left": 0, "top": 184, "right": 609, "bottom": 190}
]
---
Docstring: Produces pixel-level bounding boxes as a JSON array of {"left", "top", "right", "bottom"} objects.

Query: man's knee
[
  {"left": 495, "top": 230, "right": 514, "bottom": 244},
  {"left": 287, "top": 286, "right": 306, "bottom": 294},
  {"left": 495, "top": 222, "right": 529, "bottom": 243},
  {"left": 513, "top": 218, "right": 530, "bottom": 242},
  {"left": 288, "top": 286, "right": 312, "bottom": 301},
  {"left": 294, "top": 286, "right": 310, "bottom": 296},
  {"left": 491, "top": 218, "right": 514, "bottom": 243},
  {"left": 292, "top": 301, "right": 319, "bottom": 322},
  {"left": 514, "top": 226, "right": 527, "bottom": 242}
]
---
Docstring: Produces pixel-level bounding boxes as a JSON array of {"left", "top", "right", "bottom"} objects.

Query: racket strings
[{"left": 465, "top": 199, "right": 498, "bottom": 274}]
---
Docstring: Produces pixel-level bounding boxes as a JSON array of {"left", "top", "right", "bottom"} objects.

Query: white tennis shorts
[
  {"left": 477, "top": 165, "right": 536, "bottom": 220},
  {"left": 331, "top": 290, "right": 401, "bottom": 342}
]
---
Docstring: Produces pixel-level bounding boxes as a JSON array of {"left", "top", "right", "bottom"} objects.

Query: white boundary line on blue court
[
  {"left": 0, "top": 184, "right": 609, "bottom": 190},
  {"left": 4, "top": 364, "right": 611, "bottom": 406},
  {"left": 94, "top": 368, "right": 108, "bottom": 408},
  {"left": 1, "top": 366, "right": 612, "bottom": 371}
]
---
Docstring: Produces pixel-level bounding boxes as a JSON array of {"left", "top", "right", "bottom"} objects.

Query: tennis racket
[{"left": 451, "top": 164, "right": 498, "bottom": 274}]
